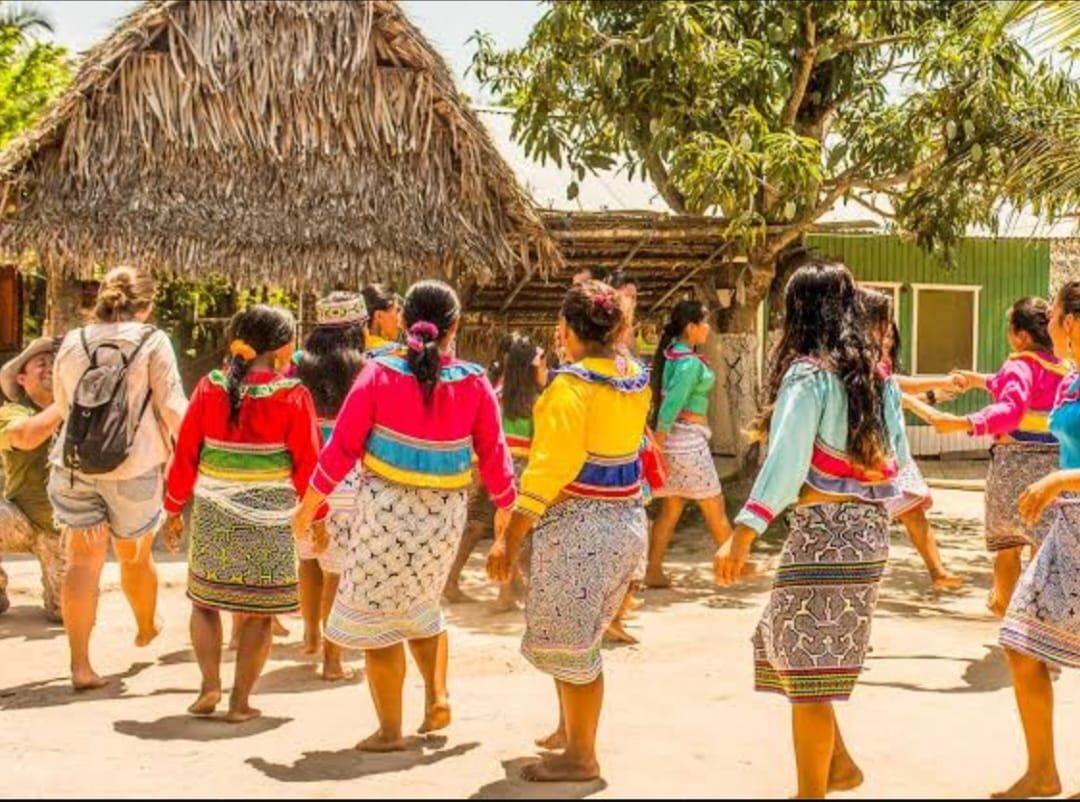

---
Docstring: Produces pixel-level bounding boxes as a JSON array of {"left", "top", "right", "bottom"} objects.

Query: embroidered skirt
[
  {"left": 985, "top": 442, "right": 1059, "bottom": 552},
  {"left": 753, "top": 502, "right": 889, "bottom": 703},
  {"left": 296, "top": 466, "right": 361, "bottom": 574},
  {"left": 1000, "top": 499, "right": 1080, "bottom": 668},
  {"left": 883, "top": 460, "right": 932, "bottom": 520},
  {"left": 187, "top": 475, "right": 299, "bottom": 615},
  {"left": 325, "top": 475, "right": 468, "bottom": 649},
  {"left": 522, "top": 496, "right": 647, "bottom": 684},
  {"left": 653, "top": 422, "right": 723, "bottom": 500}
]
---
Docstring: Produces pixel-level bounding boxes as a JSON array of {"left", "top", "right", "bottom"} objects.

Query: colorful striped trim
[
  {"left": 774, "top": 559, "right": 887, "bottom": 587},
  {"left": 663, "top": 342, "right": 709, "bottom": 364},
  {"left": 743, "top": 500, "right": 775, "bottom": 525},
  {"left": 521, "top": 639, "right": 604, "bottom": 685},
  {"left": 514, "top": 490, "right": 549, "bottom": 518},
  {"left": 754, "top": 662, "right": 861, "bottom": 703},
  {"left": 811, "top": 439, "right": 898, "bottom": 484},
  {"left": 1057, "top": 373, "right": 1080, "bottom": 405},
  {"left": 552, "top": 363, "right": 650, "bottom": 393},
  {"left": 1009, "top": 351, "right": 1070, "bottom": 377},
  {"left": 188, "top": 572, "right": 298, "bottom": 615},
  {"left": 198, "top": 439, "right": 292, "bottom": 481},
  {"left": 506, "top": 434, "right": 532, "bottom": 458},
  {"left": 1001, "top": 613, "right": 1080, "bottom": 668},
  {"left": 325, "top": 598, "right": 445, "bottom": 649},
  {"left": 362, "top": 453, "right": 472, "bottom": 490},
  {"left": 490, "top": 483, "right": 517, "bottom": 507},
  {"left": 376, "top": 355, "right": 486, "bottom": 382},
  {"left": 370, "top": 424, "right": 472, "bottom": 452},
  {"left": 207, "top": 370, "right": 300, "bottom": 397}
]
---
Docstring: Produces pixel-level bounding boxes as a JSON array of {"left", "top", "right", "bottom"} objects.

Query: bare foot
[
  {"left": 987, "top": 591, "right": 1008, "bottom": 619},
  {"left": 356, "top": 729, "right": 408, "bottom": 752},
  {"left": 627, "top": 595, "right": 644, "bottom": 611},
  {"left": 931, "top": 572, "right": 965, "bottom": 591},
  {"left": 321, "top": 659, "right": 352, "bottom": 682},
  {"left": 604, "top": 619, "right": 639, "bottom": 645},
  {"left": 419, "top": 700, "right": 451, "bottom": 734},
  {"left": 991, "top": 771, "right": 1062, "bottom": 799},
  {"left": 299, "top": 638, "right": 320, "bottom": 656},
  {"left": 644, "top": 571, "right": 672, "bottom": 589},
  {"left": 442, "top": 586, "right": 477, "bottom": 605},
  {"left": 534, "top": 729, "right": 567, "bottom": 750},
  {"left": 187, "top": 687, "right": 221, "bottom": 716},
  {"left": 71, "top": 669, "right": 109, "bottom": 691},
  {"left": 522, "top": 753, "right": 601, "bottom": 783},
  {"left": 271, "top": 617, "right": 290, "bottom": 637},
  {"left": 492, "top": 594, "right": 521, "bottom": 613},
  {"left": 135, "top": 616, "right": 163, "bottom": 647},
  {"left": 828, "top": 755, "right": 864, "bottom": 792},
  {"left": 224, "top": 706, "right": 262, "bottom": 724}
]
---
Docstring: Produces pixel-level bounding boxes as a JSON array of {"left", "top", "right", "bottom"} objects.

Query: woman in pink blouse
[
  {"left": 293, "top": 280, "right": 515, "bottom": 752},
  {"left": 912, "top": 297, "right": 1066, "bottom": 615}
]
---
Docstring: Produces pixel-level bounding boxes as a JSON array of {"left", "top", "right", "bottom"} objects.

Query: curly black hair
[{"left": 296, "top": 319, "right": 367, "bottom": 418}]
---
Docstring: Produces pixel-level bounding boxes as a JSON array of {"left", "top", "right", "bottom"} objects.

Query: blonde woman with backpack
[{"left": 48, "top": 267, "right": 187, "bottom": 690}]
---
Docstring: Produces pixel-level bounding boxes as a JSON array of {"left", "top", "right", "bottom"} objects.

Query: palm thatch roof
[{"left": 0, "top": 0, "right": 559, "bottom": 288}]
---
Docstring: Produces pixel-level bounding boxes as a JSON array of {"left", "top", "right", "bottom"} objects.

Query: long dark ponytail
[
  {"left": 224, "top": 304, "right": 296, "bottom": 425},
  {"left": 1008, "top": 296, "right": 1054, "bottom": 353},
  {"left": 649, "top": 299, "right": 709, "bottom": 428},
  {"left": 403, "top": 279, "right": 460, "bottom": 401}
]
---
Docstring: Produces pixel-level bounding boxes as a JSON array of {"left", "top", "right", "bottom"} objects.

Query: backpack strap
[{"left": 123, "top": 325, "right": 157, "bottom": 366}]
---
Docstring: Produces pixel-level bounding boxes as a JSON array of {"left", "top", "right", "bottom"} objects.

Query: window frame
[
  {"left": 910, "top": 283, "right": 981, "bottom": 376},
  {"left": 858, "top": 281, "right": 901, "bottom": 322}
]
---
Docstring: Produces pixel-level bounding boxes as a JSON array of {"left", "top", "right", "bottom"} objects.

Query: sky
[{"left": 31, "top": 0, "right": 544, "bottom": 100}]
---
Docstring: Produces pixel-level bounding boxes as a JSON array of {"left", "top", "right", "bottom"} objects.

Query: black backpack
[{"left": 62, "top": 326, "right": 156, "bottom": 476}]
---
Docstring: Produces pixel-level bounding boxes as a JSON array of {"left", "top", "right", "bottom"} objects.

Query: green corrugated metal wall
[{"left": 805, "top": 234, "right": 1051, "bottom": 417}]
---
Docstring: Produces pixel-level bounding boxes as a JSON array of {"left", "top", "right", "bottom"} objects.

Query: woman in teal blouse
[{"left": 644, "top": 299, "right": 733, "bottom": 588}]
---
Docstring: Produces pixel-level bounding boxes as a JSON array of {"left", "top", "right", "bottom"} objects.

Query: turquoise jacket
[
  {"left": 656, "top": 342, "right": 715, "bottom": 433},
  {"left": 734, "top": 359, "right": 911, "bottom": 535}
]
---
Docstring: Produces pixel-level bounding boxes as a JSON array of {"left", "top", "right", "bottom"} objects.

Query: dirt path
[{"left": 2, "top": 488, "right": 1078, "bottom": 798}]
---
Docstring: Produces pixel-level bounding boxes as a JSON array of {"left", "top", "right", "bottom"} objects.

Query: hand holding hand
[
  {"left": 486, "top": 537, "right": 514, "bottom": 584},
  {"left": 311, "top": 519, "right": 329, "bottom": 554},
  {"left": 161, "top": 514, "right": 184, "bottom": 554},
  {"left": 1019, "top": 475, "right": 1062, "bottom": 526},
  {"left": 714, "top": 529, "right": 754, "bottom": 587}
]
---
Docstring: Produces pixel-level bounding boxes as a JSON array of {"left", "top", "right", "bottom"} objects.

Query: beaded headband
[{"left": 316, "top": 292, "right": 367, "bottom": 327}]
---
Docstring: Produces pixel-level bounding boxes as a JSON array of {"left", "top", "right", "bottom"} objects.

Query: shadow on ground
[
  {"left": 0, "top": 605, "right": 65, "bottom": 642},
  {"left": 246, "top": 735, "right": 477, "bottom": 782},
  {"left": 114, "top": 714, "right": 292, "bottom": 741},
  {"left": 0, "top": 661, "right": 154, "bottom": 711},
  {"left": 862, "top": 645, "right": 1011, "bottom": 695},
  {"left": 470, "top": 757, "right": 608, "bottom": 799}
]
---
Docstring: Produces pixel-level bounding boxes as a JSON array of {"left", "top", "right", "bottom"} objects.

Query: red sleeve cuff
[
  {"left": 310, "top": 463, "right": 339, "bottom": 497},
  {"left": 491, "top": 483, "right": 518, "bottom": 510},
  {"left": 164, "top": 491, "right": 187, "bottom": 515}
]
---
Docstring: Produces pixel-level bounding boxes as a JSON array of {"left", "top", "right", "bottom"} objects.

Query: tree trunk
[{"left": 45, "top": 267, "right": 83, "bottom": 336}]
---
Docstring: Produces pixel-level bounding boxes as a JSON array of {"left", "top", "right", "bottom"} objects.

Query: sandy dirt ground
[{"left": 2, "top": 487, "right": 1078, "bottom": 799}]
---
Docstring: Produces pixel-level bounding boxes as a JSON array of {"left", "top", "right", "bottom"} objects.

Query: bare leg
[
  {"left": 791, "top": 701, "right": 836, "bottom": 799},
  {"left": 409, "top": 631, "right": 451, "bottom": 733},
  {"left": 228, "top": 612, "right": 240, "bottom": 650},
  {"left": 992, "top": 649, "right": 1061, "bottom": 799},
  {"left": 358, "top": 642, "right": 407, "bottom": 751},
  {"left": 226, "top": 614, "right": 272, "bottom": 722},
  {"left": 604, "top": 587, "right": 639, "bottom": 644},
  {"left": 113, "top": 533, "right": 161, "bottom": 647},
  {"left": 33, "top": 530, "right": 66, "bottom": 622},
  {"left": 298, "top": 559, "right": 323, "bottom": 655},
  {"left": 828, "top": 715, "right": 864, "bottom": 791},
  {"left": 443, "top": 523, "right": 487, "bottom": 604},
  {"left": 645, "top": 497, "right": 685, "bottom": 588},
  {"left": 899, "top": 509, "right": 963, "bottom": 589},
  {"left": 320, "top": 572, "right": 346, "bottom": 681},
  {"left": 990, "top": 547, "right": 1023, "bottom": 617},
  {"left": 697, "top": 495, "right": 734, "bottom": 548},
  {"left": 271, "top": 616, "right": 290, "bottom": 637},
  {"left": 523, "top": 675, "right": 603, "bottom": 782},
  {"left": 0, "top": 557, "right": 8, "bottom": 614},
  {"left": 188, "top": 605, "right": 222, "bottom": 715},
  {"left": 535, "top": 679, "right": 567, "bottom": 749},
  {"left": 61, "top": 525, "right": 110, "bottom": 690}
]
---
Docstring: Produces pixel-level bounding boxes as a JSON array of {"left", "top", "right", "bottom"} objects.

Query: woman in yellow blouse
[
  {"left": 361, "top": 283, "right": 403, "bottom": 357},
  {"left": 488, "top": 280, "right": 651, "bottom": 783}
]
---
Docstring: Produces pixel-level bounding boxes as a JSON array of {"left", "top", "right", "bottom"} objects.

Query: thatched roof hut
[{"left": 0, "top": 0, "right": 559, "bottom": 293}]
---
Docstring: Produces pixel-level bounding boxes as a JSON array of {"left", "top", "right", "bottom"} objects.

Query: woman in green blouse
[{"left": 645, "top": 300, "right": 733, "bottom": 587}]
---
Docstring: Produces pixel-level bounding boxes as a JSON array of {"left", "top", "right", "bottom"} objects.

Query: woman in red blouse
[{"left": 161, "top": 305, "right": 325, "bottom": 723}]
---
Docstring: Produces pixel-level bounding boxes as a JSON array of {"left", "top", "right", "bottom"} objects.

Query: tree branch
[
  {"left": 847, "top": 146, "right": 947, "bottom": 191},
  {"left": 834, "top": 34, "right": 914, "bottom": 55},
  {"left": 780, "top": 6, "right": 817, "bottom": 129},
  {"left": 849, "top": 192, "right": 896, "bottom": 220}
]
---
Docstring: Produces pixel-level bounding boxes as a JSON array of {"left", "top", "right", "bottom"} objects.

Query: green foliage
[
  {"left": 0, "top": 2, "right": 72, "bottom": 149},
  {"left": 471, "top": 1, "right": 1080, "bottom": 287}
]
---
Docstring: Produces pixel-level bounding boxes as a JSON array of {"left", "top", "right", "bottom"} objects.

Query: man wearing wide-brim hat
[{"left": 0, "top": 336, "right": 65, "bottom": 620}]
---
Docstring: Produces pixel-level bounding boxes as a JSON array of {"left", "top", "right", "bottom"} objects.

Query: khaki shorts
[{"left": 47, "top": 467, "right": 163, "bottom": 540}]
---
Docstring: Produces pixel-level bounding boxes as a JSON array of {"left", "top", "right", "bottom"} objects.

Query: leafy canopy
[
  {"left": 0, "top": 2, "right": 72, "bottom": 150},
  {"left": 471, "top": 1, "right": 1080, "bottom": 296}
]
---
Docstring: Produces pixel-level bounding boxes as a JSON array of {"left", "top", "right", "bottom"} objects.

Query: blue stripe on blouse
[{"left": 365, "top": 428, "right": 473, "bottom": 476}]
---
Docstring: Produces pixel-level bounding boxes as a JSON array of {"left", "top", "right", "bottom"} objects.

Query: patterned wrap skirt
[
  {"left": 325, "top": 474, "right": 468, "bottom": 649},
  {"left": 653, "top": 422, "right": 723, "bottom": 500},
  {"left": 883, "top": 460, "right": 932, "bottom": 520},
  {"left": 295, "top": 465, "right": 361, "bottom": 574},
  {"left": 187, "top": 475, "right": 299, "bottom": 615},
  {"left": 753, "top": 502, "right": 889, "bottom": 703},
  {"left": 1000, "top": 498, "right": 1080, "bottom": 668},
  {"left": 522, "top": 496, "right": 647, "bottom": 685},
  {"left": 985, "top": 442, "right": 1059, "bottom": 552}
]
